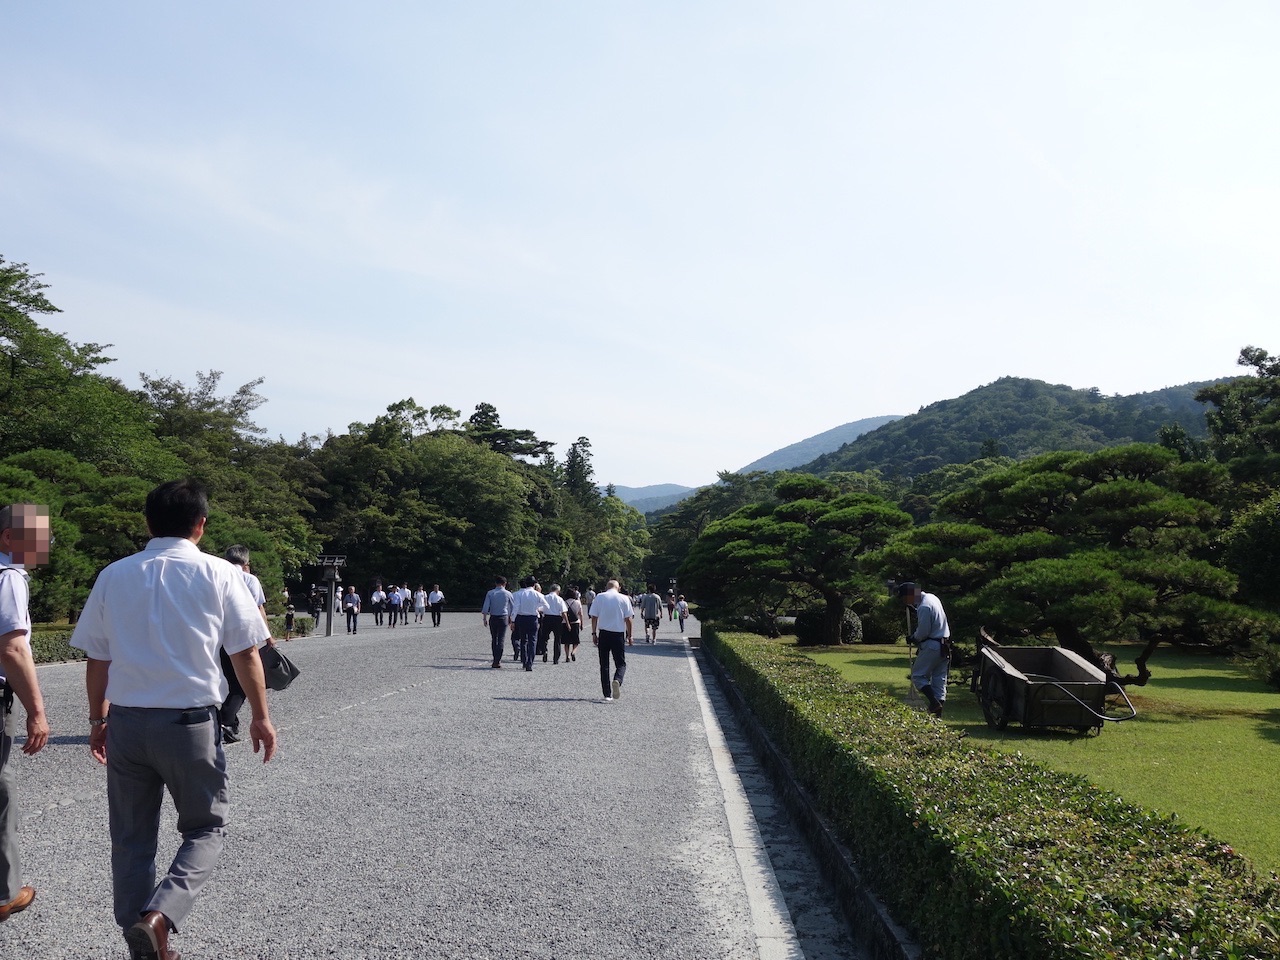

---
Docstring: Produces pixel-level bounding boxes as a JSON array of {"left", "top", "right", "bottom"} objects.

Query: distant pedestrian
[
  {"left": 590, "top": 579, "right": 634, "bottom": 702},
  {"left": 343, "top": 585, "right": 361, "bottom": 634},
  {"left": 583, "top": 585, "right": 597, "bottom": 614},
  {"left": 370, "top": 585, "right": 386, "bottom": 626},
  {"left": 676, "top": 596, "right": 689, "bottom": 633},
  {"left": 542, "top": 585, "right": 571, "bottom": 664},
  {"left": 899, "top": 582, "right": 951, "bottom": 717},
  {"left": 0, "top": 503, "right": 53, "bottom": 925},
  {"left": 284, "top": 605, "right": 295, "bottom": 640},
  {"left": 639, "top": 585, "right": 663, "bottom": 644},
  {"left": 385, "top": 587, "right": 402, "bottom": 628},
  {"left": 308, "top": 586, "right": 323, "bottom": 625},
  {"left": 665, "top": 590, "right": 676, "bottom": 621},
  {"left": 413, "top": 585, "right": 427, "bottom": 623},
  {"left": 480, "top": 577, "right": 515, "bottom": 668},
  {"left": 428, "top": 584, "right": 445, "bottom": 627},
  {"left": 219, "top": 545, "right": 278, "bottom": 744},
  {"left": 511, "top": 576, "right": 549, "bottom": 671},
  {"left": 563, "top": 587, "right": 584, "bottom": 663}
]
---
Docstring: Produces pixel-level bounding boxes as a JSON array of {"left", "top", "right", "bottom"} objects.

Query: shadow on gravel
[
  {"left": 492, "top": 696, "right": 599, "bottom": 704},
  {"left": 627, "top": 642, "right": 696, "bottom": 659},
  {"left": 46, "top": 735, "right": 91, "bottom": 746}
]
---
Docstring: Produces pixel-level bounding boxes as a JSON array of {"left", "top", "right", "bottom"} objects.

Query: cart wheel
[{"left": 980, "top": 673, "right": 1009, "bottom": 730}]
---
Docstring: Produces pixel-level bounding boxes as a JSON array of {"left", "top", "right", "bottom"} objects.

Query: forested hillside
[
  {"left": 738, "top": 415, "right": 902, "bottom": 473},
  {"left": 800, "top": 377, "right": 1225, "bottom": 479}
]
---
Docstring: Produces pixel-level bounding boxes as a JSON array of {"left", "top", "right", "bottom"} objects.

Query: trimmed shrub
[
  {"left": 30, "top": 630, "right": 81, "bottom": 664},
  {"left": 269, "top": 614, "right": 314, "bottom": 638},
  {"left": 703, "top": 628, "right": 1280, "bottom": 960},
  {"left": 793, "top": 608, "right": 863, "bottom": 646}
]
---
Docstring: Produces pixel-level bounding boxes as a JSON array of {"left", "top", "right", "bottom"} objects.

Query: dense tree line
[{"left": 0, "top": 257, "right": 647, "bottom": 619}]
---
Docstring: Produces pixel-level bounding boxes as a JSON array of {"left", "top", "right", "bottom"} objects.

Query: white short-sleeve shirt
[
  {"left": 590, "top": 590, "right": 634, "bottom": 633},
  {"left": 71, "top": 538, "right": 268, "bottom": 708},
  {"left": 0, "top": 552, "right": 31, "bottom": 685}
]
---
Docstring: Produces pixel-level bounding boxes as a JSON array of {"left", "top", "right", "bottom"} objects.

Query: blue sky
[{"left": 5, "top": 2, "right": 1278, "bottom": 488}]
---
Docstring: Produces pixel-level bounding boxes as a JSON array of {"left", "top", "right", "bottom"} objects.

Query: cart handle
[{"left": 1020, "top": 674, "right": 1138, "bottom": 723}]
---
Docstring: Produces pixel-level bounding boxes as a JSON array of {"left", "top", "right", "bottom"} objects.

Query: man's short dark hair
[
  {"left": 494, "top": 576, "right": 507, "bottom": 586},
  {"left": 520, "top": 575, "right": 538, "bottom": 588},
  {"left": 145, "top": 480, "right": 209, "bottom": 538},
  {"left": 896, "top": 581, "right": 918, "bottom": 598},
  {"left": 225, "top": 544, "right": 250, "bottom": 567}
]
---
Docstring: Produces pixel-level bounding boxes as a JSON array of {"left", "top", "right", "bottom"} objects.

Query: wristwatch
[{"left": 89, "top": 716, "right": 108, "bottom": 726}]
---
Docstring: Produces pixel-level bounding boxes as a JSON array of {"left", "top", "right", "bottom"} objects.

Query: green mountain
[
  {"left": 799, "top": 377, "right": 1228, "bottom": 478},
  {"left": 738, "top": 415, "right": 902, "bottom": 473}
]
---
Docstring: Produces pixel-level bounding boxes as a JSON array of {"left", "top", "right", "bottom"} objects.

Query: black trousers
[
  {"left": 597, "top": 630, "right": 627, "bottom": 697},
  {"left": 488, "top": 618, "right": 508, "bottom": 664}
]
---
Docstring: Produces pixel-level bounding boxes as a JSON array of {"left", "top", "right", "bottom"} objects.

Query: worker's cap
[{"left": 896, "top": 581, "right": 918, "bottom": 597}]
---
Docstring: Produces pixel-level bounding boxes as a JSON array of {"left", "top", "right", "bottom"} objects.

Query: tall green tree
[
  {"left": 869, "top": 444, "right": 1276, "bottom": 685},
  {"left": 682, "top": 474, "right": 912, "bottom": 644}
]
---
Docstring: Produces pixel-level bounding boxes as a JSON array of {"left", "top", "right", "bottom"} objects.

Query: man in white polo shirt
[
  {"left": 72, "top": 479, "right": 278, "bottom": 960},
  {"left": 589, "top": 580, "right": 634, "bottom": 701}
]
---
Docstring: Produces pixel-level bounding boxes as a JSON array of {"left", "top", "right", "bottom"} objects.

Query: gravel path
[{"left": 4, "top": 609, "right": 862, "bottom": 959}]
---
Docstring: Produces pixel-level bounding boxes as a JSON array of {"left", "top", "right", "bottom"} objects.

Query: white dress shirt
[{"left": 71, "top": 538, "right": 268, "bottom": 709}]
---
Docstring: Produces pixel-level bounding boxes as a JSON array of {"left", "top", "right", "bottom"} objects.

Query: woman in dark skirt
[{"left": 563, "top": 587, "right": 584, "bottom": 662}]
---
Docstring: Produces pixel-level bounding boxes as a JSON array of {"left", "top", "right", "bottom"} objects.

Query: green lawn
[{"left": 805, "top": 642, "right": 1280, "bottom": 876}]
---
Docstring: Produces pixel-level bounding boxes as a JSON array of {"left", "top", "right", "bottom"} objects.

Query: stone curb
[{"left": 698, "top": 643, "right": 922, "bottom": 960}]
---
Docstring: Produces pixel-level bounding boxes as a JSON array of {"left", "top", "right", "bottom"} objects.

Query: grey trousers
[
  {"left": 107, "top": 705, "right": 230, "bottom": 932},
  {"left": 0, "top": 702, "right": 21, "bottom": 902}
]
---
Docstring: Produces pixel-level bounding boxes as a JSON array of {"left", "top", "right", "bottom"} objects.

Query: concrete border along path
[{"left": 4, "top": 609, "right": 855, "bottom": 958}]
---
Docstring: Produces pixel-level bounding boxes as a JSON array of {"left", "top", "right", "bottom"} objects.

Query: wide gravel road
[{"left": 2, "top": 608, "right": 855, "bottom": 959}]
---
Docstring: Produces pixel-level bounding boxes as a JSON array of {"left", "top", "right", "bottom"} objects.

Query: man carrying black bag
[{"left": 218, "top": 545, "right": 279, "bottom": 743}]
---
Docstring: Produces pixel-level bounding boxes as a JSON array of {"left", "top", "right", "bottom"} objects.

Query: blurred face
[{"left": 2, "top": 505, "right": 52, "bottom": 567}]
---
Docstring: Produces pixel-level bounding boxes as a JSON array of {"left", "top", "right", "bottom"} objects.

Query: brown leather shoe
[
  {"left": 125, "top": 911, "right": 181, "bottom": 960},
  {"left": 0, "top": 885, "right": 36, "bottom": 921}
]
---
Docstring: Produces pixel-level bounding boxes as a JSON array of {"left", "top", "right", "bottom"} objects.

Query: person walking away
[
  {"left": 665, "top": 590, "right": 676, "bottom": 621},
  {"left": 218, "top": 545, "right": 279, "bottom": 744},
  {"left": 283, "top": 605, "right": 295, "bottom": 640},
  {"left": 511, "top": 576, "right": 549, "bottom": 672},
  {"left": 543, "top": 585, "right": 571, "bottom": 664},
  {"left": 480, "top": 577, "right": 515, "bottom": 668},
  {"left": 427, "top": 584, "right": 444, "bottom": 627},
  {"left": 70, "top": 479, "right": 278, "bottom": 960},
  {"left": 639, "top": 585, "right": 663, "bottom": 644},
  {"left": 343, "top": 585, "right": 361, "bottom": 634},
  {"left": 676, "top": 595, "right": 689, "bottom": 634},
  {"left": 563, "top": 587, "right": 584, "bottom": 662},
  {"left": 0, "top": 503, "right": 52, "bottom": 923},
  {"left": 400, "top": 584, "right": 412, "bottom": 625},
  {"left": 898, "top": 581, "right": 951, "bottom": 717},
  {"left": 385, "top": 586, "right": 402, "bottom": 628},
  {"left": 308, "top": 586, "right": 323, "bottom": 626},
  {"left": 590, "top": 580, "right": 634, "bottom": 702}
]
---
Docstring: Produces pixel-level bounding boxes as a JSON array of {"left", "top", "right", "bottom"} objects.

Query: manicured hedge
[
  {"left": 30, "top": 629, "right": 81, "bottom": 664},
  {"left": 28, "top": 618, "right": 316, "bottom": 666},
  {"left": 704, "top": 628, "right": 1280, "bottom": 960}
]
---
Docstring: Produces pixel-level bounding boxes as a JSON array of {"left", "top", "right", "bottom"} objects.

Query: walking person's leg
[
  {"left": 0, "top": 724, "right": 23, "bottom": 904},
  {"left": 598, "top": 635, "right": 612, "bottom": 698},
  {"left": 611, "top": 633, "right": 627, "bottom": 697}
]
